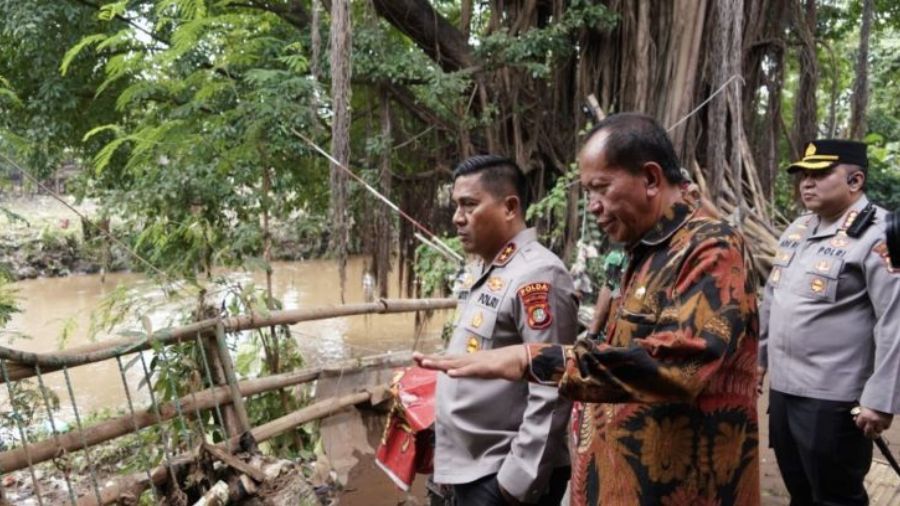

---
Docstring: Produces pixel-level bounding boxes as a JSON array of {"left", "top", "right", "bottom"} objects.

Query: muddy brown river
[{"left": 2, "top": 257, "right": 449, "bottom": 419}]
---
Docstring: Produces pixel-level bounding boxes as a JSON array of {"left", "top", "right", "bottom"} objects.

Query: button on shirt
[
  {"left": 434, "top": 228, "right": 577, "bottom": 503},
  {"left": 760, "top": 196, "right": 900, "bottom": 414}
]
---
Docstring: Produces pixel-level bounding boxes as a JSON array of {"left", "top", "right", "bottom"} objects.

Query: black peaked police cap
[{"left": 787, "top": 139, "right": 869, "bottom": 173}]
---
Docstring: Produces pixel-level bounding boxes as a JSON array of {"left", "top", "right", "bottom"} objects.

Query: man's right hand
[
  {"left": 413, "top": 346, "right": 528, "bottom": 382},
  {"left": 854, "top": 406, "right": 893, "bottom": 439},
  {"left": 757, "top": 366, "right": 766, "bottom": 395}
]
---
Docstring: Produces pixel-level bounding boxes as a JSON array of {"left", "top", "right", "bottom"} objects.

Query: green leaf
[
  {"left": 97, "top": 0, "right": 128, "bottom": 21},
  {"left": 82, "top": 124, "right": 124, "bottom": 143},
  {"left": 60, "top": 34, "right": 108, "bottom": 76},
  {"left": 92, "top": 136, "right": 132, "bottom": 173}
]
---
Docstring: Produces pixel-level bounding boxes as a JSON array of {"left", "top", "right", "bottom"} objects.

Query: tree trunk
[
  {"left": 370, "top": 0, "right": 781, "bottom": 273},
  {"left": 825, "top": 40, "right": 839, "bottom": 137},
  {"left": 706, "top": 0, "right": 732, "bottom": 202},
  {"left": 376, "top": 86, "right": 393, "bottom": 299},
  {"left": 460, "top": 0, "right": 473, "bottom": 38},
  {"left": 311, "top": 0, "right": 321, "bottom": 80},
  {"left": 848, "top": 0, "right": 873, "bottom": 140},
  {"left": 329, "top": 0, "right": 352, "bottom": 303},
  {"left": 791, "top": 0, "right": 818, "bottom": 155},
  {"left": 742, "top": 0, "right": 789, "bottom": 201}
]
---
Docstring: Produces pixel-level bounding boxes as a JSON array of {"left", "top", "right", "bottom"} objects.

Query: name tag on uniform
[{"left": 477, "top": 292, "right": 500, "bottom": 309}]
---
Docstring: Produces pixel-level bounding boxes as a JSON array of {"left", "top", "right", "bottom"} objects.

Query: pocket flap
[
  {"left": 461, "top": 305, "right": 499, "bottom": 339},
  {"left": 773, "top": 249, "right": 795, "bottom": 267},
  {"left": 804, "top": 257, "right": 844, "bottom": 280}
]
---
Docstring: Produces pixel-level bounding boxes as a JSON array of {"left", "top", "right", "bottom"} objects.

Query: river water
[{"left": 2, "top": 257, "right": 450, "bottom": 420}]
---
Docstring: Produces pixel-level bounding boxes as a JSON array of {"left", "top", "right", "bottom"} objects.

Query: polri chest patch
[{"left": 476, "top": 292, "right": 500, "bottom": 309}]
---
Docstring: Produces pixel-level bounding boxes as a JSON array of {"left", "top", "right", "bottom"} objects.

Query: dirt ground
[
  {"left": 757, "top": 378, "right": 900, "bottom": 505},
  {"left": 346, "top": 379, "right": 900, "bottom": 505}
]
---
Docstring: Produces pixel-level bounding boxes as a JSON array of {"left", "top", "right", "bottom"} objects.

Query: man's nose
[
  {"left": 452, "top": 207, "right": 465, "bottom": 225},
  {"left": 587, "top": 195, "right": 603, "bottom": 215}
]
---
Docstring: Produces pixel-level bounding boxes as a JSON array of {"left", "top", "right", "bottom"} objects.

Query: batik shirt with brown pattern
[{"left": 527, "top": 202, "right": 760, "bottom": 506}]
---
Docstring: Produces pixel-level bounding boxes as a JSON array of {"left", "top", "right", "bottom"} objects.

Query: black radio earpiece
[{"left": 846, "top": 172, "right": 867, "bottom": 193}]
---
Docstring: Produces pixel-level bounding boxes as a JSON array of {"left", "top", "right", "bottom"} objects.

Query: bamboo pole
[
  {"left": 77, "top": 387, "right": 387, "bottom": 506},
  {"left": 203, "top": 330, "right": 242, "bottom": 440},
  {"left": 0, "top": 352, "right": 412, "bottom": 473},
  {"left": 214, "top": 323, "right": 251, "bottom": 436},
  {"left": 1, "top": 298, "right": 455, "bottom": 381}
]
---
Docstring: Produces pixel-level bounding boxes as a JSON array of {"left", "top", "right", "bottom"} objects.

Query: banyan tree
[{"left": 361, "top": 0, "right": 816, "bottom": 281}]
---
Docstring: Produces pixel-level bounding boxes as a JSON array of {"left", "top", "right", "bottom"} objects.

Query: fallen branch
[
  {"left": 78, "top": 387, "right": 386, "bottom": 505},
  {"left": 201, "top": 443, "right": 266, "bottom": 484}
]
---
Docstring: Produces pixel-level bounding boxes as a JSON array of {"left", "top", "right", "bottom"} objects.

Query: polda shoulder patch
[
  {"left": 874, "top": 241, "right": 900, "bottom": 274},
  {"left": 518, "top": 282, "right": 552, "bottom": 330}
]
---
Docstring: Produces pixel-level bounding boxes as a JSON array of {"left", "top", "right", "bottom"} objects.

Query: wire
[
  {"left": 666, "top": 74, "right": 745, "bottom": 133},
  {"left": 292, "top": 128, "right": 464, "bottom": 264}
]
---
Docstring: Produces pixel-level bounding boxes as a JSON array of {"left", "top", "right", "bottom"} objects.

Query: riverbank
[{"left": 0, "top": 195, "right": 330, "bottom": 281}]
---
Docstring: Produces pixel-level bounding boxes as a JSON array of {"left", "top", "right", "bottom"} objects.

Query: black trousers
[
  {"left": 451, "top": 467, "right": 570, "bottom": 506},
  {"left": 769, "top": 390, "right": 873, "bottom": 506}
]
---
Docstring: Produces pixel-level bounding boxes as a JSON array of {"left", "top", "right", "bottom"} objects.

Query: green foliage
[
  {"left": 527, "top": 162, "right": 578, "bottom": 251},
  {"left": 0, "top": 0, "right": 125, "bottom": 178},
  {"left": 224, "top": 280, "right": 310, "bottom": 455},
  {"left": 0, "top": 74, "right": 20, "bottom": 106},
  {"left": 413, "top": 237, "right": 463, "bottom": 297},
  {"left": 0, "top": 272, "right": 18, "bottom": 328},
  {"left": 33, "top": 0, "right": 332, "bottom": 278},
  {"left": 476, "top": 1, "right": 617, "bottom": 78},
  {"left": 864, "top": 133, "right": 900, "bottom": 211},
  {"left": 0, "top": 378, "right": 60, "bottom": 444}
]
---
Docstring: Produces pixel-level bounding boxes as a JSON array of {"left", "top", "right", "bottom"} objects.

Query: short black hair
[
  {"left": 452, "top": 155, "right": 529, "bottom": 212},
  {"left": 584, "top": 113, "right": 685, "bottom": 184}
]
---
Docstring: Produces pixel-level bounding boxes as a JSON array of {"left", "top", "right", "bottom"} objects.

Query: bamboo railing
[{"left": 0, "top": 297, "right": 455, "bottom": 505}]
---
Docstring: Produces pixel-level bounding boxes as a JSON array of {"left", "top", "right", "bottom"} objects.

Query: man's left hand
[
  {"left": 497, "top": 481, "right": 523, "bottom": 506},
  {"left": 854, "top": 406, "right": 894, "bottom": 439},
  {"left": 413, "top": 345, "right": 528, "bottom": 381}
]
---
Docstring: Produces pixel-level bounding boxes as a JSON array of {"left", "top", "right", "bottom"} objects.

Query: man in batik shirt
[{"left": 416, "top": 113, "right": 760, "bottom": 505}]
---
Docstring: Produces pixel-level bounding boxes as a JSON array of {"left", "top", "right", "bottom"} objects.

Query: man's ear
[
  {"left": 642, "top": 162, "right": 664, "bottom": 197},
  {"left": 504, "top": 195, "right": 521, "bottom": 219},
  {"left": 847, "top": 170, "right": 866, "bottom": 192}
]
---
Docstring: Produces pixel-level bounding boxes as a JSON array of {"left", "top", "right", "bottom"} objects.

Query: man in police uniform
[
  {"left": 759, "top": 139, "right": 900, "bottom": 505},
  {"left": 435, "top": 155, "right": 576, "bottom": 505}
]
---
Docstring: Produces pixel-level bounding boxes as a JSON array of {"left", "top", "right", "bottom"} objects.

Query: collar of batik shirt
[{"left": 636, "top": 202, "right": 695, "bottom": 248}]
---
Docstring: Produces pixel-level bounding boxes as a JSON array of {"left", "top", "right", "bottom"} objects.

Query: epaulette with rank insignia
[
  {"left": 494, "top": 242, "right": 516, "bottom": 266},
  {"left": 846, "top": 203, "right": 876, "bottom": 238}
]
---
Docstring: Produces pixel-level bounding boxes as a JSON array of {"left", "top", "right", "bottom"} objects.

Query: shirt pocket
[
  {"left": 773, "top": 249, "right": 796, "bottom": 267},
  {"left": 794, "top": 257, "right": 844, "bottom": 302},
  {"left": 612, "top": 308, "right": 659, "bottom": 343},
  {"left": 768, "top": 249, "right": 798, "bottom": 288},
  {"left": 459, "top": 303, "right": 500, "bottom": 351}
]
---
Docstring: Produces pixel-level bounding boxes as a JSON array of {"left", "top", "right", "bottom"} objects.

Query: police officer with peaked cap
[
  {"left": 759, "top": 139, "right": 900, "bottom": 505},
  {"left": 433, "top": 155, "right": 576, "bottom": 505}
]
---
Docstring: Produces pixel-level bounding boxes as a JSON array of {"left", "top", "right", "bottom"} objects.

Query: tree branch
[
  {"left": 230, "top": 0, "right": 309, "bottom": 30},
  {"left": 372, "top": 0, "right": 473, "bottom": 72},
  {"left": 68, "top": 0, "right": 170, "bottom": 49},
  {"left": 383, "top": 82, "right": 455, "bottom": 134}
]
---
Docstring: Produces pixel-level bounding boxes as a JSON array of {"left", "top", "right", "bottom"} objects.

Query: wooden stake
[{"left": 200, "top": 443, "right": 265, "bottom": 483}]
